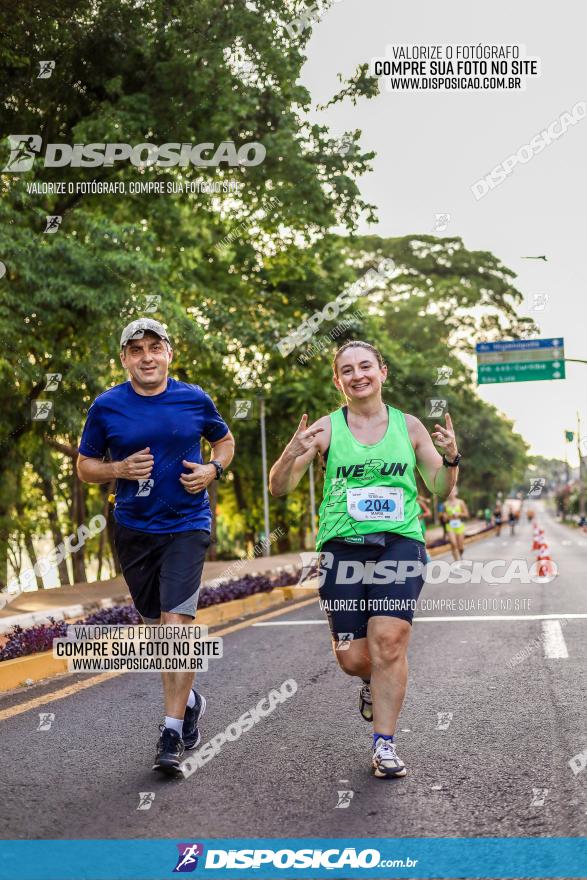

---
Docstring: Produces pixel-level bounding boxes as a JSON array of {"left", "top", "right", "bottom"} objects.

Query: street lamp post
[
  {"left": 259, "top": 397, "right": 271, "bottom": 556},
  {"left": 577, "top": 412, "right": 586, "bottom": 518},
  {"left": 308, "top": 460, "right": 317, "bottom": 544}
]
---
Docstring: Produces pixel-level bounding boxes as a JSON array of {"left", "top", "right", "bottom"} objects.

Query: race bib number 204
[{"left": 346, "top": 487, "right": 404, "bottom": 522}]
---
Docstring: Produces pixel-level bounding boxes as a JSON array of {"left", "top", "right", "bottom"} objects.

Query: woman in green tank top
[
  {"left": 444, "top": 486, "right": 470, "bottom": 561},
  {"left": 269, "top": 340, "right": 461, "bottom": 779}
]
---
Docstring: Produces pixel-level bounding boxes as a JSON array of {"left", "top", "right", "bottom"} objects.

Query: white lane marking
[
  {"left": 541, "top": 620, "right": 569, "bottom": 659},
  {"left": 253, "top": 620, "right": 326, "bottom": 625},
  {"left": 252, "top": 613, "right": 587, "bottom": 626}
]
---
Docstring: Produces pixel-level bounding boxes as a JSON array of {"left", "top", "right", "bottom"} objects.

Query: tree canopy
[{"left": 0, "top": 0, "right": 531, "bottom": 583}]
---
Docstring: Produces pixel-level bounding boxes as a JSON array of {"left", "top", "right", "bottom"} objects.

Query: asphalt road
[{"left": 1, "top": 504, "right": 586, "bottom": 843}]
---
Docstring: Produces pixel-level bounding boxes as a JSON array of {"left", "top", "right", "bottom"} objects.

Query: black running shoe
[
  {"left": 359, "top": 682, "right": 373, "bottom": 722},
  {"left": 152, "top": 726, "right": 185, "bottom": 777},
  {"left": 182, "top": 690, "right": 207, "bottom": 750}
]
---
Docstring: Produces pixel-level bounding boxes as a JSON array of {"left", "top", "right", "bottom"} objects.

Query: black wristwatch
[
  {"left": 210, "top": 460, "right": 224, "bottom": 480},
  {"left": 442, "top": 452, "right": 461, "bottom": 468}
]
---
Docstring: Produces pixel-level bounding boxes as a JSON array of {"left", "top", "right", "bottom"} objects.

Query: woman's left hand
[{"left": 431, "top": 413, "right": 458, "bottom": 460}]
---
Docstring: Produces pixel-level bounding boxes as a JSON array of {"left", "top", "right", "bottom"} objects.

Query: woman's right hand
[{"left": 285, "top": 414, "right": 324, "bottom": 459}]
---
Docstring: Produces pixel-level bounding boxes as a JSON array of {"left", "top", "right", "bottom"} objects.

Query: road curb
[{"left": 0, "top": 585, "right": 318, "bottom": 693}]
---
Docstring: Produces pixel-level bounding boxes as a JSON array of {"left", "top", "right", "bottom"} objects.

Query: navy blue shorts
[
  {"left": 318, "top": 533, "right": 426, "bottom": 641},
  {"left": 113, "top": 521, "right": 211, "bottom": 622}
]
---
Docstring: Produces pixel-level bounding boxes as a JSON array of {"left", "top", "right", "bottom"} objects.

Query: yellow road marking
[
  {"left": 0, "top": 671, "right": 123, "bottom": 723},
  {"left": 0, "top": 595, "right": 319, "bottom": 723}
]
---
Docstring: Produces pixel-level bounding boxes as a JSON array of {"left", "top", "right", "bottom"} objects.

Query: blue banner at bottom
[{"left": 0, "top": 837, "right": 586, "bottom": 879}]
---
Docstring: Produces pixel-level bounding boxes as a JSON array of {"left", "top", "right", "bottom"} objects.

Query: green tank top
[{"left": 316, "top": 405, "right": 424, "bottom": 549}]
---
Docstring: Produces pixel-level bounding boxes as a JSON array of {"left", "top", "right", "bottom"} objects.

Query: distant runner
[
  {"left": 269, "top": 340, "right": 461, "bottom": 779},
  {"left": 77, "top": 318, "right": 235, "bottom": 777},
  {"left": 494, "top": 501, "right": 503, "bottom": 536},
  {"left": 444, "top": 487, "right": 469, "bottom": 561}
]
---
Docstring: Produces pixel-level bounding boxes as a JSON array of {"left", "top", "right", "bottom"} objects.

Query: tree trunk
[
  {"left": 96, "top": 484, "right": 110, "bottom": 580},
  {"left": 14, "top": 491, "right": 41, "bottom": 590},
  {"left": 232, "top": 471, "right": 255, "bottom": 547},
  {"left": 297, "top": 511, "right": 307, "bottom": 552},
  {"left": 70, "top": 468, "right": 87, "bottom": 583},
  {"left": 106, "top": 508, "right": 121, "bottom": 575},
  {"left": 23, "top": 531, "right": 43, "bottom": 589},
  {"left": 0, "top": 510, "right": 10, "bottom": 590},
  {"left": 40, "top": 475, "right": 71, "bottom": 586},
  {"left": 273, "top": 497, "right": 291, "bottom": 553}
]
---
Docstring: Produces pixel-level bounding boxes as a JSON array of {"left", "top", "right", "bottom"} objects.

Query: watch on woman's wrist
[{"left": 442, "top": 452, "right": 461, "bottom": 468}]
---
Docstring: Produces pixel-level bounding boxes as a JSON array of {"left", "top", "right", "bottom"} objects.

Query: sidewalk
[{"left": 0, "top": 521, "right": 485, "bottom": 633}]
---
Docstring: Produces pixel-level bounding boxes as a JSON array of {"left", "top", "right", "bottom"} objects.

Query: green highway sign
[
  {"left": 478, "top": 360, "right": 565, "bottom": 384},
  {"left": 476, "top": 347, "right": 564, "bottom": 365},
  {"left": 476, "top": 337, "right": 565, "bottom": 385}
]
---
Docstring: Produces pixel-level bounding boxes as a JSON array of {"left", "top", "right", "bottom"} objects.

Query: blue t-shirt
[{"left": 79, "top": 378, "right": 229, "bottom": 533}]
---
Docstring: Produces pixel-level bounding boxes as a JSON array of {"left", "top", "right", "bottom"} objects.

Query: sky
[{"left": 300, "top": 0, "right": 587, "bottom": 465}]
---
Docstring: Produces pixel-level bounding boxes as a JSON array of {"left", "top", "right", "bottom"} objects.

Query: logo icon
[
  {"left": 32, "top": 400, "right": 53, "bottom": 421},
  {"left": 531, "top": 787, "right": 548, "bottom": 807},
  {"left": 37, "top": 712, "right": 55, "bottom": 731},
  {"left": 173, "top": 843, "right": 204, "bottom": 873},
  {"left": 336, "top": 633, "right": 354, "bottom": 652},
  {"left": 137, "top": 792, "right": 155, "bottom": 811},
  {"left": 336, "top": 135, "right": 354, "bottom": 157},
  {"left": 231, "top": 399, "right": 253, "bottom": 420},
  {"left": 3, "top": 135, "right": 42, "bottom": 172},
  {"left": 44, "top": 373, "right": 62, "bottom": 391},
  {"left": 298, "top": 551, "right": 321, "bottom": 586},
  {"left": 44, "top": 215, "right": 62, "bottom": 234},
  {"left": 142, "top": 294, "right": 161, "bottom": 313},
  {"left": 527, "top": 478, "right": 546, "bottom": 497},
  {"left": 136, "top": 479, "right": 154, "bottom": 497},
  {"left": 38, "top": 61, "right": 56, "bottom": 79},
  {"left": 569, "top": 749, "right": 587, "bottom": 777},
  {"left": 434, "top": 366, "right": 453, "bottom": 386},
  {"left": 426, "top": 398, "right": 447, "bottom": 418},
  {"left": 436, "top": 711, "right": 453, "bottom": 730},
  {"left": 334, "top": 789, "right": 354, "bottom": 808},
  {"left": 432, "top": 212, "right": 451, "bottom": 233},
  {"left": 529, "top": 293, "right": 549, "bottom": 311}
]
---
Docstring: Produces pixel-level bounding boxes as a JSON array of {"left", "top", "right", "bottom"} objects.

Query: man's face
[{"left": 120, "top": 332, "right": 172, "bottom": 389}]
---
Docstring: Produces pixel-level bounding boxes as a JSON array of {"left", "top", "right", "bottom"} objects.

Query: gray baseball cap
[{"left": 120, "top": 318, "right": 171, "bottom": 349}]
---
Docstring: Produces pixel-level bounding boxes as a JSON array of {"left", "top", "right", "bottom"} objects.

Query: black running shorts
[
  {"left": 113, "top": 522, "right": 211, "bottom": 622},
  {"left": 318, "top": 533, "right": 426, "bottom": 640}
]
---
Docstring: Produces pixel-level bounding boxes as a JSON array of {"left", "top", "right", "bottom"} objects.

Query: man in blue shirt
[{"left": 77, "top": 318, "right": 235, "bottom": 776}]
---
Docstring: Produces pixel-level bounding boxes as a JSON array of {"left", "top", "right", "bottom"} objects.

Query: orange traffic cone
[
  {"left": 532, "top": 528, "right": 543, "bottom": 551},
  {"left": 536, "top": 541, "right": 555, "bottom": 578}
]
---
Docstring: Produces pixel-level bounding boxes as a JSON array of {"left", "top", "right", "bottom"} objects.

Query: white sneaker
[{"left": 372, "top": 737, "right": 407, "bottom": 778}]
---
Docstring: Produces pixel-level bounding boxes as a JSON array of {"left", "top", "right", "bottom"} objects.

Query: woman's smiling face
[{"left": 333, "top": 346, "right": 387, "bottom": 401}]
